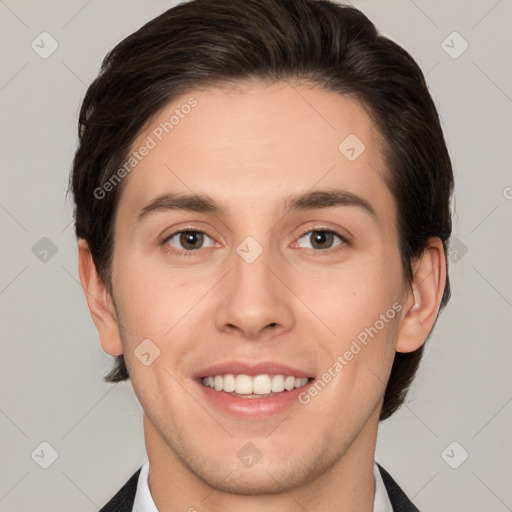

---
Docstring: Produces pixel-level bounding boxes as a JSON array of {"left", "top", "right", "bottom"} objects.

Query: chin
[
  {"left": 196, "top": 463, "right": 309, "bottom": 495},
  {"left": 179, "top": 441, "right": 331, "bottom": 496}
]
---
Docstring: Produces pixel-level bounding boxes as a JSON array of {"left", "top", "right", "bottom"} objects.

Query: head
[{"left": 71, "top": 0, "right": 452, "bottom": 494}]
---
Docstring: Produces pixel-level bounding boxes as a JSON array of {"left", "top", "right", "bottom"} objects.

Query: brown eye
[
  {"left": 296, "top": 230, "right": 344, "bottom": 251},
  {"left": 164, "top": 231, "right": 215, "bottom": 252},
  {"left": 180, "top": 232, "right": 204, "bottom": 250}
]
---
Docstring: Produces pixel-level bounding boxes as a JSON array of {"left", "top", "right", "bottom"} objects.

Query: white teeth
[
  {"left": 201, "top": 374, "right": 310, "bottom": 395},
  {"left": 252, "top": 374, "right": 271, "bottom": 394},
  {"left": 284, "top": 376, "right": 296, "bottom": 391},
  {"left": 271, "top": 375, "right": 285, "bottom": 392},
  {"left": 223, "top": 373, "right": 235, "bottom": 392},
  {"left": 235, "top": 375, "right": 253, "bottom": 394},
  {"left": 214, "top": 375, "right": 223, "bottom": 391}
]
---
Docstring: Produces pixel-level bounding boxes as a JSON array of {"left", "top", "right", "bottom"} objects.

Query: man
[{"left": 70, "top": 0, "right": 453, "bottom": 510}]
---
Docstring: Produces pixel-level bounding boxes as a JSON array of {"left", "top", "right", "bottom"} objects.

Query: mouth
[{"left": 192, "top": 361, "right": 315, "bottom": 419}]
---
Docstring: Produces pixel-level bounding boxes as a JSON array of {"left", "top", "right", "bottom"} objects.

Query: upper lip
[{"left": 192, "top": 360, "right": 314, "bottom": 379}]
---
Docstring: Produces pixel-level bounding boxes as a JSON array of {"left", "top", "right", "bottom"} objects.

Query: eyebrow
[{"left": 137, "top": 189, "right": 377, "bottom": 222}]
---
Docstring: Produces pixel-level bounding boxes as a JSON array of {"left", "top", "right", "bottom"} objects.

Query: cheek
[
  {"left": 113, "top": 252, "right": 210, "bottom": 339},
  {"left": 112, "top": 257, "right": 226, "bottom": 394},
  {"left": 295, "top": 249, "right": 403, "bottom": 404},
  {"left": 114, "top": 263, "right": 203, "bottom": 404},
  {"left": 299, "top": 253, "right": 402, "bottom": 343},
  {"left": 301, "top": 270, "right": 401, "bottom": 415}
]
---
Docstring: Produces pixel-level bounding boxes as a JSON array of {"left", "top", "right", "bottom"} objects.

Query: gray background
[{"left": 1, "top": 0, "right": 511, "bottom": 511}]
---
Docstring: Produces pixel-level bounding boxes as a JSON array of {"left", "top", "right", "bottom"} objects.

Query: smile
[{"left": 193, "top": 360, "right": 315, "bottom": 418}]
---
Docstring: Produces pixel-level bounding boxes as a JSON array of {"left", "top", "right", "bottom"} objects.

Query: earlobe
[
  {"left": 77, "top": 238, "right": 123, "bottom": 356},
  {"left": 395, "top": 237, "right": 447, "bottom": 353}
]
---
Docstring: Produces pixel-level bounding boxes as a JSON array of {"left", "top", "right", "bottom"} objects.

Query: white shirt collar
[
  {"left": 373, "top": 461, "right": 394, "bottom": 512},
  {"left": 132, "top": 457, "right": 393, "bottom": 512},
  {"left": 132, "top": 458, "right": 158, "bottom": 512}
]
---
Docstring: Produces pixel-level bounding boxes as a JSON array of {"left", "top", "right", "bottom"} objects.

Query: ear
[
  {"left": 395, "top": 237, "right": 447, "bottom": 353},
  {"left": 77, "top": 238, "right": 123, "bottom": 356}
]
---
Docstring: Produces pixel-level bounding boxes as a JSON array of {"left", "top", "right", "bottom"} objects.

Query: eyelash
[{"left": 161, "top": 228, "right": 349, "bottom": 257}]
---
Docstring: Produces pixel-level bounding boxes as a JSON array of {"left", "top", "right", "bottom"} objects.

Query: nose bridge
[
  {"left": 231, "top": 233, "right": 277, "bottom": 303},
  {"left": 229, "top": 203, "right": 279, "bottom": 287},
  {"left": 214, "top": 231, "right": 295, "bottom": 338}
]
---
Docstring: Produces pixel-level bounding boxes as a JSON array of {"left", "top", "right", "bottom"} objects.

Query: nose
[{"left": 214, "top": 240, "right": 295, "bottom": 341}]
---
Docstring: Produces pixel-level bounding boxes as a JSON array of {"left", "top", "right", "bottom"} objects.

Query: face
[{"left": 106, "top": 81, "right": 411, "bottom": 493}]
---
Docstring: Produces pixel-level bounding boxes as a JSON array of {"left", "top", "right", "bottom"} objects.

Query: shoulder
[
  {"left": 377, "top": 464, "right": 420, "bottom": 512},
  {"left": 98, "top": 467, "right": 142, "bottom": 512}
]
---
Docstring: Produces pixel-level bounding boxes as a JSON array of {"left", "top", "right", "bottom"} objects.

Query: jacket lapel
[
  {"left": 98, "top": 467, "right": 141, "bottom": 512},
  {"left": 377, "top": 464, "right": 420, "bottom": 512}
]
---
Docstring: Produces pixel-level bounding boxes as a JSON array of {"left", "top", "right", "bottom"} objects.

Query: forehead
[{"left": 117, "top": 80, "right": 394, "bottom": 223}]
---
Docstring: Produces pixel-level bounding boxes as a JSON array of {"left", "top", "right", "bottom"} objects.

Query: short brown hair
[{"left": 70, "top": 0, "right": 453, "bottom": 420}]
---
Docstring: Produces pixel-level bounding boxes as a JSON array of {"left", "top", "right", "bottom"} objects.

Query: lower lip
[{"left": 195, "top": 379, "right": 313, "bottom": 419}]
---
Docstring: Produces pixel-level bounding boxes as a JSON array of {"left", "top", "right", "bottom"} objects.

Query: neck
[{"left": 143, "top": 410, "right": 380, "bottom": 512}]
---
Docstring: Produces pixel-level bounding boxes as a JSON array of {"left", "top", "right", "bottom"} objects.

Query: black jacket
[{"left": 99, "top": 463, "right": 420, "bottom": 512}]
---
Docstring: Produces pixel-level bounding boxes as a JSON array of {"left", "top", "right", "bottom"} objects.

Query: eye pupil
[
  {"left": 311, "top": 231, "right": 333, "bottom": 249},
  {"left": 180, "top": 232, "right": 203, "bottom": 250}
]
